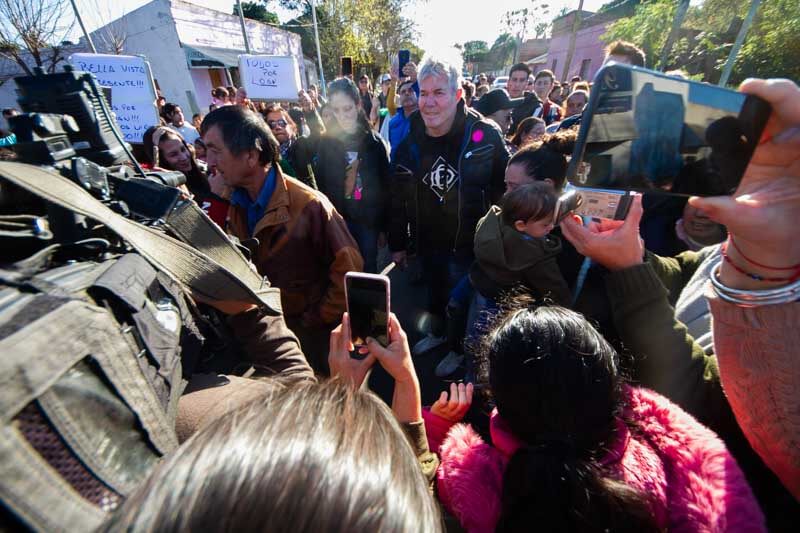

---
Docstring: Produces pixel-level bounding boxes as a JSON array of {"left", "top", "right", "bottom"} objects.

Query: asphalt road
[{"left": 366, "top": 257, "right": 492, "bottom": 439}]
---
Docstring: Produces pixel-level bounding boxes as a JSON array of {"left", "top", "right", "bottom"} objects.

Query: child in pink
[{"left": 424, "top": 305, "right": 765, "bottom": 532}]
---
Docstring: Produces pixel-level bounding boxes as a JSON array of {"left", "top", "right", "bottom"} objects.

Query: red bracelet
[
  {"left": 721, "top": 242, "right": 800, "bottom": 282},
  {"left": 729, "top": 237, "right": 800, "bottom": 271}
]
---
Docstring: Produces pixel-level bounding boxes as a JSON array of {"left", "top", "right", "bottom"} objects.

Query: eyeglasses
[{"left": 267, "top": 119, "right": 287, "bottom": 128}]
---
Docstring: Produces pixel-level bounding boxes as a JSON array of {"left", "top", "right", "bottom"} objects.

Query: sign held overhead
[
  {"left": 69, "top": 53, "right": 160, "bottom": 144},
  {"left": 239, "top": 55, "right": 301, "bottom": 100}
]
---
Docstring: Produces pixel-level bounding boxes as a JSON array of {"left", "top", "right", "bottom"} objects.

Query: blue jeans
[
  {"left": 421, "top": 250, "right": 473, "bottom": 338},
  {"left": 346, "top": 221, "right": 379, "bottom": 273},
  {"left": 464, "top": 291, "right": 498, "bottom": 383}
]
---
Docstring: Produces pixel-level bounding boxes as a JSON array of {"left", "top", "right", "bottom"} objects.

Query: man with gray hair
[{"left": 388, "top": 55, "right": 509, "bottom": 376}]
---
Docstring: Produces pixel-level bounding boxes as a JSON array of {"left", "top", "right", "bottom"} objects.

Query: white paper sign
[
  {"left": 239, "top": 55, "right": 301, "bottom": 100},
  {"left": 69, "top": 53, "right": 160, "bottom": 143}
]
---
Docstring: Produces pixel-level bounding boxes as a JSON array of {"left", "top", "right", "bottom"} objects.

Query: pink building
[{"left": 545, "top": 2, "right": 638, "bottom": 82}]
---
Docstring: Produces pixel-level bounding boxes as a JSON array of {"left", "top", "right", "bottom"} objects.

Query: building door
[
  {"left": 209, "top": 68, "right": 225, "bottom": 89},
  {"left": 579, "top": 59, "right": 592, "bottom": 80}
]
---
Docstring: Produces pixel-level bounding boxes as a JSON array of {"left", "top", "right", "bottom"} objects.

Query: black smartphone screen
[
  {"left": 341, "top": 56, "right": 353, "bottom": 77},
  {"left": 569, "top": 64, "right": 771, "bottom": 197},
  {"left": 398, "top": 50, "right": 410, "bottom": 78},
  {"left": 346, "top": 275, "right": 389, "bottom": 347}
]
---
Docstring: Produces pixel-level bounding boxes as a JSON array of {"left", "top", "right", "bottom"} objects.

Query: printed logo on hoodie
[{"left": 423, "top": 156, "right": 459, "bottom": 200}]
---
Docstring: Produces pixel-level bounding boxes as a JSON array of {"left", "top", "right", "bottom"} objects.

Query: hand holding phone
[
  {"left": 328, "top": 312, "right": 376, "bottom": 387},
  {"left": 345, "top": 272, "right": 390, "bottom": 351},
  {"left": 559, "top": 194, "right": 645, "bottom": 272},
  {"left": 398, "top": 50, "right": 410, "bottom": 79},
  {"left": 341, "top": 56, "right": 353, "bottom": 77}
]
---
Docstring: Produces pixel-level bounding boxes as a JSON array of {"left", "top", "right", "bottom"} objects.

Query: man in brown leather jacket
[{"left": 201, "top": 105, "right": 363, "bottom": 373}]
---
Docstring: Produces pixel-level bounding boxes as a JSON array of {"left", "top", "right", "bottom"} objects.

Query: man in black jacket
[
  {"left": 505, "top": 63, "right": 542, "bottom": 136},
  {"left": 389, "top": 55, "right": 509, "bottom": 367}
]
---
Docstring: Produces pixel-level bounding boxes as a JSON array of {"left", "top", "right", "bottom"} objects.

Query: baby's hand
[{"left": 431, "top": 382, "right": 473, "bottom": 422}]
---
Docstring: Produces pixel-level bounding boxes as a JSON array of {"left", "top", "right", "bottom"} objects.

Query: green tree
[
  {"left": 601, "top": 0, "right": 676, "bottom": 69},
  {"left": 487, "top": 33, "right": 517, "bottom": 71},
  {"left": 279, "top": 0, "right": 420, "bottom": 82},
  {"left": 234, "top": 2, "right": 280, "bottom": 25},
  {"left": 460, "top": 40, "right": 489, "bottom": 65},
  {"left": 690, "top": 0, "right": 799, "bottom": 84},
  {"left": 602, "top": 0, "right": 800, "bottom": 83}
]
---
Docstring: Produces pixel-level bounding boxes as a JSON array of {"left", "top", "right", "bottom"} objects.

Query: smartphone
[
  {"left": 398, "top": 50, "right": 410, "bottom": 78},
  {"left": 345, "top": 272, "right": 390, "bottom": 351},
  {"left": 567, "top": 63, "right": 771, "bottom": 197},
  {"left": 553, "top": 188, "right": 583, "bottom": 225},
  {"left": 340, "top": 56, "right": 353, "bottom": 77},
  {"left": 558, "top": 183, "right": 635, "bottom": 221}
]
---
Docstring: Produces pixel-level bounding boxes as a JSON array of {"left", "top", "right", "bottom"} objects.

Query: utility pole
[
  {"left": 69, "top": 0, "right": 97, "bottom": 53},
  {"left": 718, "top": 0, "right": 761, "bottom": 87},
  {"left": 311, "top": 0, "right": 326, "bottom": 97},
  {"left": 561, "top": 0, "right": 584, "bottom": 81},
  {"left": 658, "top": 0, "right": 691, "bottom": 71},
  {"left": 236, "top": 1, "right": 252, "bottom": 54}
]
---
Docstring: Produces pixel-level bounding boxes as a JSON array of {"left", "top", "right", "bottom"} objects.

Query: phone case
[{"left": 344, "top": 272, "right": 391, "bottom": 351}]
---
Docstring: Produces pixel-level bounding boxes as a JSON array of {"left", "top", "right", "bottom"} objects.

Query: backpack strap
[{"left": 0, "top": 161, "right": 282, "bottom": 315}]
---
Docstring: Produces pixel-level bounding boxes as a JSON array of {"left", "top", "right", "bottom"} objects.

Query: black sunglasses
[{"left": 267, "top": 119, "right": 287, "bottom": 128}]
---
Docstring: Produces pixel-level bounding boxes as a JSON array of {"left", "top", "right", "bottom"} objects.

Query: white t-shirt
[{"left": 170, "top": 123, "right": 200, "bottom": 144}]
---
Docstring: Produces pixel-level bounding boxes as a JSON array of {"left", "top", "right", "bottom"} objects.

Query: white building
[
  {"left": 0, "top": 0, "right": 313, "bottom": 118},
  {"left": 96, "top": 0, "right": 308, "bottom": 114}
]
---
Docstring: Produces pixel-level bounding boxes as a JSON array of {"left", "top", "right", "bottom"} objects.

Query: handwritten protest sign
[
  {"left": 69, "top": 53, "right": 159, "bottom": 143},
  {"left": 239, "top": 55, "right": 301, "bottom": 100}
]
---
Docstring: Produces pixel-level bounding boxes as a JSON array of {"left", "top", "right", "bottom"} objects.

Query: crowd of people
[{"left": 5, "top": 36, "right": 798, "bottom": 531}]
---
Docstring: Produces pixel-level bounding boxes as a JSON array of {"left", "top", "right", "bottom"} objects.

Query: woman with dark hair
[
  {"left": 101, "top": 380, "right": 442, "bottom": 533},
  {"left": 142, "top": 125, "right": 228, "bottom": 226},
  {"left": 423, "top": 303, "right": 765, "bottom": 532},
  {"left": 508, "top": 116, "right": 545, "bottom": 152},
  {"left": 503, "top": 129, "right": 575, "bottom": 193},
  {"left": 211, "top": 86, "right": 229, "bottom": 108},
  {"left": 315, "top": 77, "right": 391, "bottom": 273},
  {"left": 263, "top": 101, "right": 324, "bottom": 189}
]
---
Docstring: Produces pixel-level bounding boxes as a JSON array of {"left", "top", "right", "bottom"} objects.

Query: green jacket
[
  {"left": 470, "top": 205, "right": 571, "bottom": 306},
  {"left": 605, "top": 252, "right": 800, "bottom": 528}
]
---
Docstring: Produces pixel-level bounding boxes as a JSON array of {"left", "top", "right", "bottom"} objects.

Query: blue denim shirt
[{"left": 230, "top": 166, "right": 277, "bottom": 236}]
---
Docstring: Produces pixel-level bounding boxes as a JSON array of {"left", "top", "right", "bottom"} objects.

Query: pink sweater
[
  {"left": 423, "top": 386, "right": 765, "bottom": 532},
  {"left": 708, "top": 293, "right": 800, "bottom": 501}
]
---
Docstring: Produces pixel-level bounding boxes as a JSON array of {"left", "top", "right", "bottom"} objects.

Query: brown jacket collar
[{"left": 251, "top": 165, "right": 291, "bottom": 236}]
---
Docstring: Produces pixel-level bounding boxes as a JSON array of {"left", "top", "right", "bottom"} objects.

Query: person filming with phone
[{"left": 558, "top": 79, "right": 800, "bottom": 528}]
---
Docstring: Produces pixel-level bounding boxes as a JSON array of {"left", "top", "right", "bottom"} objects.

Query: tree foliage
[
  {"left": 0, "top": 0, "right": 75, "bottom": 75},
  {"left": 268, "top": 0, "right": 420, "bottom": 81},
  {"left": 602, "top": 0, "right": 800, "bottom": 84},
  {"left": 459, "top": 40, "right": 489, "bottom": 65},
  {"left": 235, "top": 2, "right": 280, "bottom": 25},
  {"left": 601, "top": 0, "right": 675, "bottom": 69}
]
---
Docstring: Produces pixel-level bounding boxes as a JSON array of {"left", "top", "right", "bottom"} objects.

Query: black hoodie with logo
[{"left": 388, "top": 100, "right": 509, "bottom": 255}]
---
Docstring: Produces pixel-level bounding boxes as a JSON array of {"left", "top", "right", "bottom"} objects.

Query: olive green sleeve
[
  {"left": 643, "top": 249, "right": 708, "bottom": 305},
  {"left": 604, "top": 262, "right": 728, "bottom": 429},
  {"left": 401, "top": 420, "right": 440, "bottom": 492}
]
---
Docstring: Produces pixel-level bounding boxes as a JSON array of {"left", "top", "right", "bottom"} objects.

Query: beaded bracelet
[
  {"left": 710, "top": 261, "right": 800, "bottom": 306},
  {"left": 720, "top": 241, "right": 800, "bottom": 283}
]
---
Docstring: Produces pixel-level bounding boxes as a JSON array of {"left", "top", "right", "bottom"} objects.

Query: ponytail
[
  {"left": 496, "top": 442, "right": 658, "bottom": 533},
  {"left": 480, "top": 304, "right": 660, "bottom": 533}
]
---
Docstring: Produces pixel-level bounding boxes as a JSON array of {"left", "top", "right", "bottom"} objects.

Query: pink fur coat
[{"left": 423, "top": 385, "right": 765, "bottom": 532}]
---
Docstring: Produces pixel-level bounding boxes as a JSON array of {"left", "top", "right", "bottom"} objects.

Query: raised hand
[{"left": 431, "top": 382, "right": 474, "bottom": 422}]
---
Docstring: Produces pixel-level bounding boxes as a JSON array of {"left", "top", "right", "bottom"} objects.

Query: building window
[
  {"left": 551, "top": 59, "right": 558, "bottom": 73},
  {"left": 580, "top": 59, "right": 592, "bottom": 80}
]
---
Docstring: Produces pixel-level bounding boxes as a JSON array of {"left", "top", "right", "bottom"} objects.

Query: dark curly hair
[
  {"left": 476, "top": 299, "right": 657, "bottom": 533},
  {"left": 507, "top": 129, "right": 577, "bottom": 190},
  {"left": 200, "top": 105, "right": 280, "bottom": 166}
]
